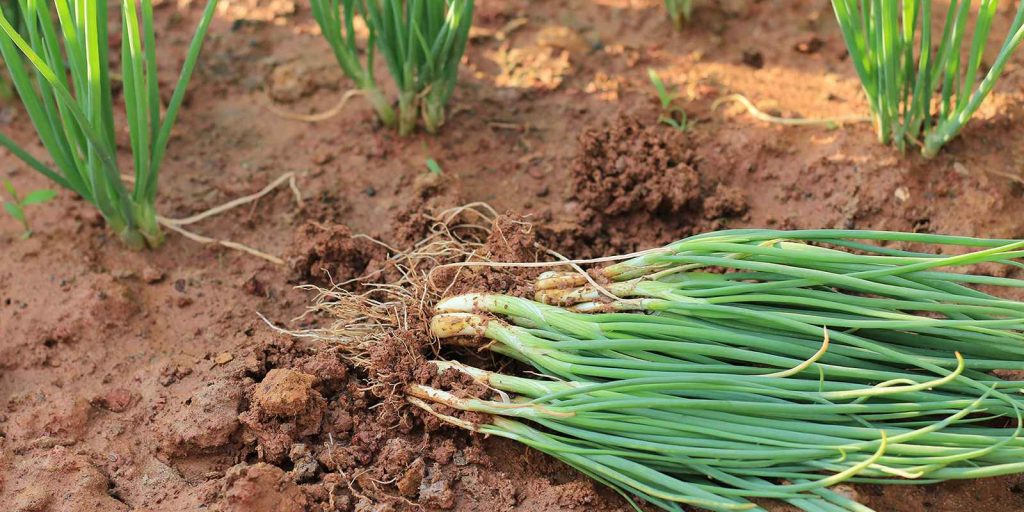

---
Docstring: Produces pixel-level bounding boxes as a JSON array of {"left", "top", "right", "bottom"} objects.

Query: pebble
[{"left": 141, "top": 267, "right": 164, "bottom": 284}]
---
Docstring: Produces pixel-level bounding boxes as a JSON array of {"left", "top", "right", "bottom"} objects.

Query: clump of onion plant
[
  {"left": 664, "top": 0, "right": 693, "bottom": 29},
  {"left": 412, "top": 229, "right": 1024, "bottom": 512},
  {"left": 831, "top": 0, "right": 1024, "bottom": 157},
  {"left": 309, "top": 0, "right": 395, "bottom": 127},
  {"left": 311, "top": 0, "right": 474, "bottom": 135},
  {"left": 0, "top": 0, "right": 219, "bottom": 249}
]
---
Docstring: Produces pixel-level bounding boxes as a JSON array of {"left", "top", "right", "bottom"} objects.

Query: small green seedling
[
  {"left": 2, "top": 179, "right": 55, "bottom": 238},
  {"left": 648, "top": 68, "right": 687, "bottom": 131},
  {"left": 426, "top": 158, "right": 443, "bottom": 176}
]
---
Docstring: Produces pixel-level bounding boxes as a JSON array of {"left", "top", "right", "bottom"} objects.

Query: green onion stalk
[
  {"left": 411, "top": 359, "right": 1024, "bottom": 512},
  {"left": 0, "top": 0, "right": 18, "bottom": 101},
  {"left": 0, "top": 0, "right": 219, "bottom": 249},
  {"left": 411, "top": 229, "right": 1024, "bottom": 511},
  {"left": 664, "top": 0, "right": 693, "bottom": 30},
  {"left": 364, "top": 0, "right": 474, "bottom": 135},
  {"left": 310, "top": 0, "right": 396, "bottom": 127},
  {"left": 830, "top": 0, "right": 1024, "bottom": 157}
]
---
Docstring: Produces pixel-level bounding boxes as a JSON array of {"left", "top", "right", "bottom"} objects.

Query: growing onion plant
[
  {"left": 311, "top": 0, "right": 474, "bottom": 135},
  {"left": 0, "top": 0, "right": 218, "bottom": 249},
  {"left": 415, "top": 229, "right": 1024, "bottom": 512},
  {"left": 664, "top": 0, "right": 692, "bottom": 29},
  {"left": 309, "top": 0, "right": 395, "bottom": 127},
  {"left": 831, "top": 0, "right": 1024, "bottom": 157}
]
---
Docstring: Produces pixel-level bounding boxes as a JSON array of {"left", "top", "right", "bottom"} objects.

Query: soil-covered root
[{"left": 277, "top": 203, "right": 542, "bottom": 395}]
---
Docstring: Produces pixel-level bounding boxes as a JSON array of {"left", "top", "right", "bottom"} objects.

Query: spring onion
[
  {"left": 830, "top": 1, "right": 1024, "bottom": 156},
  {"left": 312, "top": 0, "right": 474, "bottom": 135},
  {"left": 0, "top": 0, "right": 219, "bottom": 248},
  {"left": 309, "top": 0, "right": 396, "bottom": 127},
  {"left": 413, "top": 229, "right": 1024, "bottom": 512},
  {"left": 664, "top": 0, "right": 693, "bottom": 30},
  {"left": 365, "top": 0, "right": 474, "bottom": 135}
]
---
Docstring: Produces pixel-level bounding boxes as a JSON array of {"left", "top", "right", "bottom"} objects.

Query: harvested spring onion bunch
[
  {"left": 412, "top": 229, "right": 1024, "bottom": 512},
  {"left": 830, "top": 0, "right": 1024, "bottom": 157},
  {"left": 411, "top": 360, "right": 1024, "bottom": 512},
  {"left": 364, "top": 0, "right": 474, "bottom": 135},
  {"left": 309, "top": 0, "right": 396, "bottom": 127},
  {"left": 664, "top": 0, "right": 693, "bottom": 30},
  {"left": 0, "top": 0, "right": 219, "bottom": 248}
]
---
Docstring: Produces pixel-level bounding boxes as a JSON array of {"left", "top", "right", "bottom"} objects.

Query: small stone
[
  {"left": 213, "top": 352, "right": 234, "bottom": 366},
  {"left": 741, "top": 50, "right": 764, "bottom": 69},
  {"left": 894, "top": 186, "right": 910, "bottom": 203},
  {"left": 288, "top": 444, "right": 319, "bottom": 483},
  {"left": 364, "top": 186, "right": 376, "bottom": 197},
  {"left": 93, "top": 388, "right": 134, "bottom": 412},
  {"left": 141, "top": 267, "right": 164, "bottom": 284},
  {"left": 396, "top": 458, "right": 425, "bottom": 497},
  {"left": 794, "top": 36, "right": 824, "bottom": 54},
  {"left": 312, "top": 151, "right": 334, "bottom": 165}
]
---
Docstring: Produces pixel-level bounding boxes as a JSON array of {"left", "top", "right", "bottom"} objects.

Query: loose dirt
[{"left": 3, "top": 1, "right": 1024, "bottom": 511}]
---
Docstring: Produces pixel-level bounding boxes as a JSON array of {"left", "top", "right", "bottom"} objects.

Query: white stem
[
  {"left": 535, "top": 271, "right": 588, "bottom": 290},
  {"left": 430, "top": 312, "right": 488, "bottom": 338},
  {"left": 436, "top": 293, "right": 483, "bottom": 313},
  {"left": 431, "top": 360, "right": 492, "bottom": 380}
]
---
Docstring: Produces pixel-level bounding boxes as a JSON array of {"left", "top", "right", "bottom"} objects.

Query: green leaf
[
  {"left": 21, "top": 188, "right": 57, "bottom": 205},
  {"left": 647, "top": 68, "right": 674, "bottom": 109},
  {"left": 4, "top": 200, "right": 24, "bottom": 222},
  {"left": 426, "top": 158, "right": 443, "bottom": 175},
  {"left": 2, "top": 178, "right": 15, "bottom": 198}
]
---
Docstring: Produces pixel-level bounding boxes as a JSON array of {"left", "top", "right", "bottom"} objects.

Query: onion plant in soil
[
  {"left": 664, "top": 0, "right": 692, "bottom": 29},
  {"left": 0, "top": 0, "right": 219, "bottom": 249},
  {"left": 830, "top": 0, "right": 1024, "bottom": 157},
  {"left": 312, "top": 0, "right": 474, "bottom": 135},
  {"left": 409, "top": 229, "right": 1024, "bottom": 512},
  {"left": 309, "top": 0, "right": 396, "bottom": 127}
]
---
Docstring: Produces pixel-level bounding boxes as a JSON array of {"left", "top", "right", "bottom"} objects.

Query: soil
[{"left": 3, "top": 1, "right": 1024, "bottom": 511}]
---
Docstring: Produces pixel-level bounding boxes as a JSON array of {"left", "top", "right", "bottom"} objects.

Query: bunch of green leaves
[
  {"left": 664, "top": 0, "right": 693, "bottom": 30},
  {"left": 309, "top": 0, "right": 396, "bottom": 126},
  {"left": 831, "top": 0, "right": 1024, "bottom": 157},
  {"left": 648, "top": 68, "right": 687, "bottom": 131},
  {"left": 2, "top": 178, "right": 54, "bottom": 238},
  {"left": 311, "top": 0, "right": 475, "bottom": 135},
  {"left": 0, "top": 0, "right": 219, "bottom": 249}
]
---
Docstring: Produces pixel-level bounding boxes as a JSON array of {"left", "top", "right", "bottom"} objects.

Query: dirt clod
[
  {"left": 92, "top": 388, "right": 134, "bottom": 412},
  {"left": 159, "top": 380, "right": 243, "bottom": 455},
  {"left": 249, "top": 369, "right": 319, "bottom": 417},
  {"left": 239, "top": 369, "right": 326, "bottom": 463},
  {"left": 218, "top": 463, "right": 307, "bottom": 512},
  {"left": 141, "top": 266, "right": 165, "bottom": 284},
  {"left": 287, "top": 222, "right": 388, "bottom": 287}
]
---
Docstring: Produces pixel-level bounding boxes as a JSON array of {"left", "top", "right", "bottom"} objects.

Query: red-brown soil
[{"left": 3, "top": 1, "right": 1024, "bottom": 511}]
